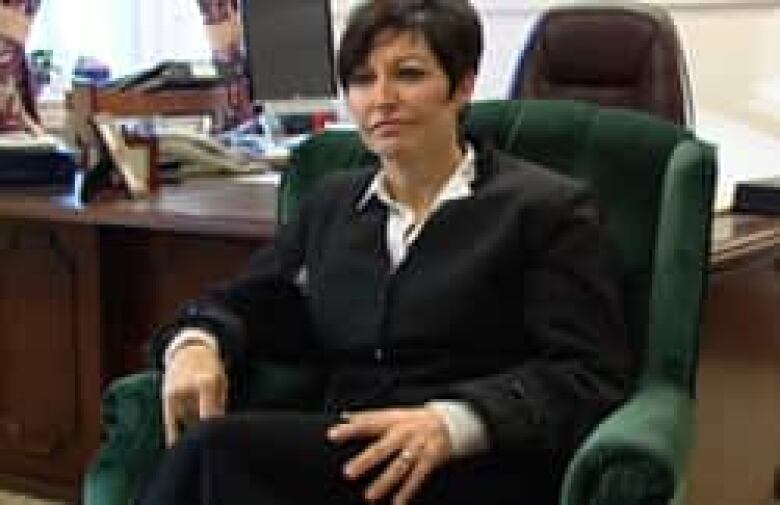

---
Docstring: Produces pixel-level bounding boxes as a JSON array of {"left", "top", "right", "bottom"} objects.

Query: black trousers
[{"left": 138, "top": 411, "right": 558, "bottom": 505}]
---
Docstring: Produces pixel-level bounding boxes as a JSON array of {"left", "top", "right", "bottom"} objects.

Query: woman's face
[{"left": 345, "top": 30, "right": 474, "bottom": 161}]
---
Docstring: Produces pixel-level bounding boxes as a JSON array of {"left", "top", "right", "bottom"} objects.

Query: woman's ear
[{"left": 453, "top": 71, "right": 477, "bottom": 105}]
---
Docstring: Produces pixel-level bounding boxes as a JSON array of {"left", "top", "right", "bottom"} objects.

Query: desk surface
[
  {"left": 0, "top": 179, "right": 778, "bottom": 269},
  {"left": 0, "top": 178, "right": 278, "bottom": 238},
  {"left": 710, "top": 212, "right": 780, "bottom": 272}
]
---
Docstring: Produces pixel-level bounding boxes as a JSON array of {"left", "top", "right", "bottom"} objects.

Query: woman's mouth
[{"left": 370, "top": 119, "right": 407, "bottom": 135}]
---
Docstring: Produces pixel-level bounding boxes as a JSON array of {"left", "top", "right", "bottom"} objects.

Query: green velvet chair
[{"left": 83, "top": 99, "right": 716, "bottom": 505}]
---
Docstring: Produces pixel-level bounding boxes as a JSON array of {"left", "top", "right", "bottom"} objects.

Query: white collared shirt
[{"left": 358, "top": 144, "right": 476, "bottom": 268}]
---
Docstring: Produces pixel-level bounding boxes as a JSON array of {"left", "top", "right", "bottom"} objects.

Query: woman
[{"left": 140, "top": 1, "right": 633, "bottom": 504}]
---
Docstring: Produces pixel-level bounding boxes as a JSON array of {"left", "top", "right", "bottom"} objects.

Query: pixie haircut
[{"left": 337, "top": 0, "right": 483, "bottom": 95}]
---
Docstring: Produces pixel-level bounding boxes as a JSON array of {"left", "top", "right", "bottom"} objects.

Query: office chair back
[{"left": 508, "top": 3, "right": 693, "bottom": 126}]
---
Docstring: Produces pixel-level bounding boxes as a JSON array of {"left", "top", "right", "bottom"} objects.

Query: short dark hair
[{"left": 337, "top": 0, "right": 483, "bottom": 95}]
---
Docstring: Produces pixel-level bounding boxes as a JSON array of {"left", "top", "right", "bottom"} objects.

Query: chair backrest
[
  {"left": 282, "top": 98, "right": 716, "bottom": 394},
  {"left": 508, "top": 3, "right": 693, "bottom": 126}
]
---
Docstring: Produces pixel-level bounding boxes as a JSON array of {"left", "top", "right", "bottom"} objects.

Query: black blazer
[{"left": 152, "top": 143, "right": 633, "bottom": 468}]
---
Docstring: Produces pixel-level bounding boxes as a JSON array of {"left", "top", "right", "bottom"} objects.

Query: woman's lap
[{"left": 139, "top": 410, "right": 557, "bottom": 505}]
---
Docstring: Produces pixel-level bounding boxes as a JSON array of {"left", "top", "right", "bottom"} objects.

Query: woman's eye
[{"left": 397, "top": 67, "right": 426, "bottom": 80}]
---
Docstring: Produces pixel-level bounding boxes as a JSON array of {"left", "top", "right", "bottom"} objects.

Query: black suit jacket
[{"left": 152, "top": 143, "right": 633, "bottom": 469}]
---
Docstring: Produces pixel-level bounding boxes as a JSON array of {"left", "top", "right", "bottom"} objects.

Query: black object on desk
[
  {"left": 107, "top": 61, "right": 236, "bottom": 93},
  {"left": 0, "top": 148, "right": 79, "bottom": 187},
  {"left": 734, "top": 176, "right": 780, "bottom": 215}
]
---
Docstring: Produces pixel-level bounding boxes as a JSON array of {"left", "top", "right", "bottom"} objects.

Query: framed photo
[
  {"left": 80, "top": 114, "right": 157, "bottom": 202},
  {"left": 93, "top": 115, "right": 154, "bottom": 196},
  {"left": 124, "top": 133, "right": 159, "bottom": 193}
]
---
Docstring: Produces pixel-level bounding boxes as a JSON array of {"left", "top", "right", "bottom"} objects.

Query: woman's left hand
[{"left": 327, "top": 407, "right": 453, "bottom": 505}]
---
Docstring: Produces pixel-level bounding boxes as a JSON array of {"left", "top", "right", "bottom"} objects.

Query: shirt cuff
[
  {"left": 426, "top": 400, "right": 490, "bottom": 458},
  {"left": 163, "top": 328, "right": 220, "bottom": 368}
]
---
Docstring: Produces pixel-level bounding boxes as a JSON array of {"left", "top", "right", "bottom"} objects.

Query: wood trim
[
  {"left": 710, "top": 213, "right": 780, "bottom": 273},
  {"left": 0, "top": 180, "right": 278, "bottom": 239}
]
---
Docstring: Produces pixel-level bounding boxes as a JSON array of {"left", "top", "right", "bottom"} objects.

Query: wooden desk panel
[
  {"left": 0, "top": 220, "right": 101, "bottom": 500},
  {"left": 0, "top": 180, "right": 272, "bottom": 501},
  {"left": 100, "top": 228, "right": 265, "bottom": 376},
  {"left": 689, "top": 214, "right": 780, "bottom": 505}
]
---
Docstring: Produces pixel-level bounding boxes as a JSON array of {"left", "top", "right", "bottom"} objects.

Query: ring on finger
[{"left": 398, "top": 449, "right": 416, "bottom": 464}]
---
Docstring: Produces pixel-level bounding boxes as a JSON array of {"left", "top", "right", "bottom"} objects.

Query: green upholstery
[{"left": 83, "top": 99, "right": 716, "bottom": 505}]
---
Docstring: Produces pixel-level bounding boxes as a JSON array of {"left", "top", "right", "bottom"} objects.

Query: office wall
[
  {"left": 676, "top": 5, "right": 779, "bottom": 129},
  {"left": 329, "top": 0, "right": 780, "bottom": 207},
  {"left": 672, "top": 5, "right": 780, "bottom": 207}
]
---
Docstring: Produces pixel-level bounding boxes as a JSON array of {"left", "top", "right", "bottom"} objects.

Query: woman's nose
[{"left": 371, "top": 75, "right": 398, "bottom": 106}]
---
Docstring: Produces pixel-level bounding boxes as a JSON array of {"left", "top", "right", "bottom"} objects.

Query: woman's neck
[{"left": 381, "top": 139, "right": 465, "bottom": 217}]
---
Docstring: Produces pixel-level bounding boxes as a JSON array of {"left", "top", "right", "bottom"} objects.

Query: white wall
[
  {"left": 672, "top": 4, "right": 780, "bottom": 207},
  {"left": 330, "top": 0, "right": 780, "bottom": 208}
]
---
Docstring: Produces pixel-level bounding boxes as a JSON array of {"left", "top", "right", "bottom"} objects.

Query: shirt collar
[{"left": 356, "top": 143, "right": 477, "bottom": 212}]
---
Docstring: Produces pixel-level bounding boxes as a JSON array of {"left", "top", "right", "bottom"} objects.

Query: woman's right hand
[{"left": 162, "top": 329, "right": 228, "bottom": 447}]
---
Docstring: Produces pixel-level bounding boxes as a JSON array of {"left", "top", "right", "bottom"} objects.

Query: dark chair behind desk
[
  {"left": 83, "top": 99, "right": 716, "bottom": 505},
  {"left": 509, "top": 3, "right": 693, "bottom": 127}
]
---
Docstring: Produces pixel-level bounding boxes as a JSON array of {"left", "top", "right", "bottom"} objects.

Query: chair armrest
[
  {"left": 82, "top": 362, "right": 322, "bottom": 505},
  {"left": 83, "top": 371, "right": 164, "bottom": 505},
  {"left": 560, "top": 381, "right": 694, "bottom": 505}
]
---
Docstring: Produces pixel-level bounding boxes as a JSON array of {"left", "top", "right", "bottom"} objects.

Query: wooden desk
[
  {"left": 0, "top": 180, "right": 274, "bottom": 501},
  {"left": 0, "top": 182, "right": 777, "bottom": 502},
  {"left": 690, "top": 213, "right": 780, "bottom": 505}
]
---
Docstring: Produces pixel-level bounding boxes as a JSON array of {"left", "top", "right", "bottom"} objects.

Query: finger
[
  {"left": 344, "top": 428, "right": 407, "bottom": 480},
  {"left": 197, "top": 374, "right": 226, "bottom": 419},
  {"left": 328, "top": 421, "right": 385, "bottom": 442},
  {"left": 328, "top": 410, "right": 400, "bottom": 442},
  {"left": 393, "top": 456, "right": 436, "bottom": 505},
  {"left": 345, "top": 408, "right": 407, "bottom": 426},
  {"left": 364, "top": 450, "right": 416, "bottom": 502},
  {"left": 162, "top": 393, "right": 180, "bottom": 447}
]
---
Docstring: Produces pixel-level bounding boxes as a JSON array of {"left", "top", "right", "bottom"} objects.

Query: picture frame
[
  {"left": 93, "top": 115, "right": 154, "bottom": 196},
  {"left": 124, "top": 133, "right": 159, "bottom": 193},
  {"left": 80, "top": 114, "right": 157, "bottom": 203}
]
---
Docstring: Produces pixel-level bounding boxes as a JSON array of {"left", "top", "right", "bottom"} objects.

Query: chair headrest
[{"left": 512, "top": 3, "right": 690, "bottom": 126}]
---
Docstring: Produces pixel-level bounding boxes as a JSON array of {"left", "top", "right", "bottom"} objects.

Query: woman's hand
[
  {"left": 327, "top": 407, "right": 453, "bottom": 505},
  {"left": 162, "top": 330, "right": 228, "bottom": 447}
]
